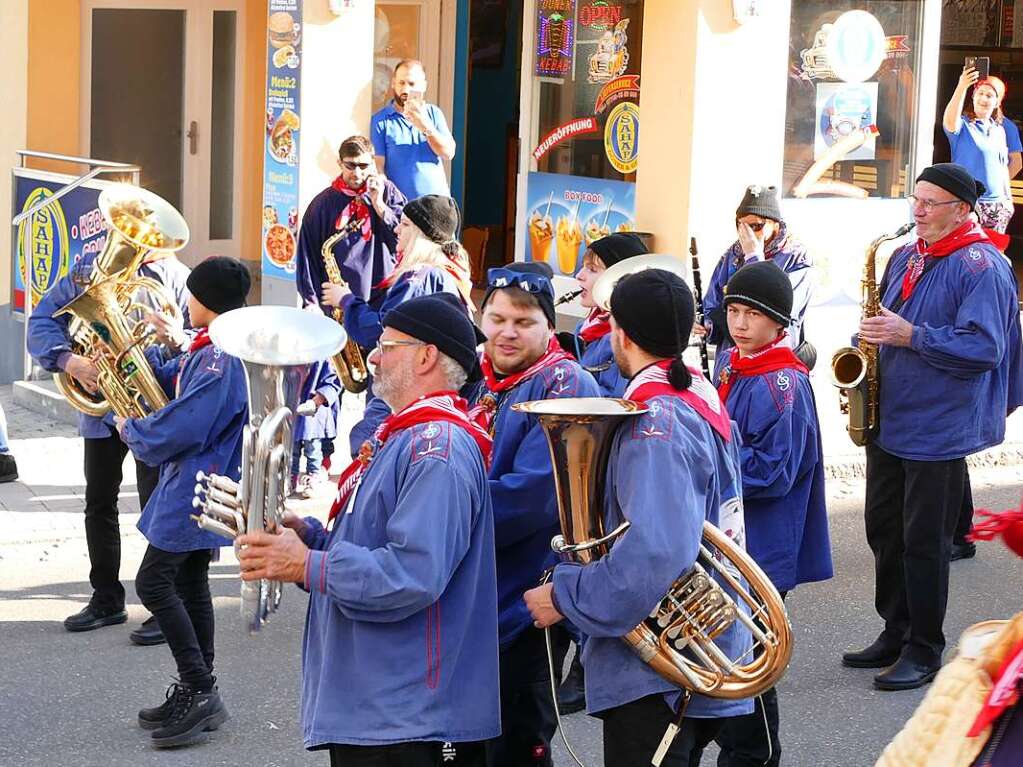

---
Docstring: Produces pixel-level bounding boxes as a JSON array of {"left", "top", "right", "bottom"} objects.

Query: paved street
[{"left": 1, "top": 387, "right": 1022, "bottom": 767}]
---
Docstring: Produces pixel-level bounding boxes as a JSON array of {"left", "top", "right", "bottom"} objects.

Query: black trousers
[
  {"left": 954, "top": 468, "right": 974, "bottom": 543},
  {"left": 329, "top": 741, "right": 486, "bottom": 767},
  {"left": 601, "top": 694, "right": 723, "bottom": 767},
  {"left": 714, "top": 591, "right": 787, "bottom": 767},
  {"left": 135, "top": 545, "right": 215, "bottom": 690},
  {"left": 485, "top": 627, "right": 567, "bottom": 767},
  {"left": 83, "top": 433, "right": 159, "bottom": 610},
  {"left": 864, "top": 443, "right": 965, "bottom": 664}
]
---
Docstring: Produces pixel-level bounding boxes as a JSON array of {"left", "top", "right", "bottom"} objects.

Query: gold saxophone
[
  {"left": 321, "top": 230, "right": 369, "bottom": 393},
  {"left": 54, "top": 184, "right": 188, "bottom": 419},
  {"left": 831, "top": 222, "right": 916, "bottom": 446}
]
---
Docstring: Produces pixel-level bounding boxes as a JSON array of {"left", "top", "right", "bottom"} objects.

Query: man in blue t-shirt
[{"left": 371, "top": 59, "right": 456, "bottom": 200}]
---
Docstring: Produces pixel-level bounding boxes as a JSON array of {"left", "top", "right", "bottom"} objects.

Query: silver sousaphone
[{"left": 192, "top": 306, "right": 346, "bottom": 634}]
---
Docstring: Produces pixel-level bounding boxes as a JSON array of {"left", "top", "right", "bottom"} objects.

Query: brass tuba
[
  {"left": 192, "top": 306, "right": 346, "bottom": 633},
  {"left": 53, "top": 184, "right": 188, "bottom": 419},
  {"left": 515, "top": 397, "right": 793, "bottom": 698},
  {"left": 830, "top": 222, "right": 915, "bottom": 446},
  {"left": 321, "top": 230, "right": 369, "bottom": 393}
]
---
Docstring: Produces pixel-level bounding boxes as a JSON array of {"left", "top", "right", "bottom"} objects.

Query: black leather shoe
[
  {"left": 130, "top": 616, "right": 167, "bottom": 646},
  {"left": 0, "top": 453, "right": 17, "bottom": 483},
  {"left": 556, "top": 654, "right": 585, "bottom": 715},
  {"left": 951, "top": 540, "right": 977, "bottom": 561},
  {"left": 63, "top": 604, "right": 128, "bottom": 632},
  {"left": 151, "top": 686, "right": 229, "bottom": 748},
  {"left": 873, "top": 655, "right": 940, "bottom": 691},
  {"left": 842, "top": 638, "right": 902, "bottom": 669}
]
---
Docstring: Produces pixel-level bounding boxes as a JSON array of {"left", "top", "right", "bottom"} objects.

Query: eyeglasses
[
  {"left": 486, "top": 267, "right": 555, "bottom": 299},
  {"left": 374, "top": 338, "right": 425, "bottom": 356},
  {"left": 341, "top": 160, "right": 373, "bottom": 171},
  {"left": 907, "top": 195, "right": 962, "bottom": 213},
  {"left": 736, "top": 221, "right": 766, "bottom": 232}
]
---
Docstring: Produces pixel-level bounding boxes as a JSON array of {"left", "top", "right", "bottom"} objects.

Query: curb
[{"left": 824, "top": 445, "right": 1023, "bottom": 480}]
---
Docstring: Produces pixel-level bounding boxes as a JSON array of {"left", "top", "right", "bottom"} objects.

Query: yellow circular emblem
[
  {"left": 16, "top": 187, "right": 70, "bottom": 309},
  {"left": 604, "top": 101, "right": 639, "bottom": 174}
]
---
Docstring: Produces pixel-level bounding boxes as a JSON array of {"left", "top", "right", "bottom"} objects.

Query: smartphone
[{"left": 966, "top": 55, "right": 991, "bottom": 80}]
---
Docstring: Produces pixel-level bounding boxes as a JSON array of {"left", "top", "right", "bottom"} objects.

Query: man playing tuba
[{"left": 525, "top": 268, "right": 753, "bottom": 766}]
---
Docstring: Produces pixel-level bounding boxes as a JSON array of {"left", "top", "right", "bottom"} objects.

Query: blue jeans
[
  {"left": 291, "top": 438, "right": 323, "bottom": 477},
  {"left": 0, "top": 402, "right": 10, "bottom": 454}
]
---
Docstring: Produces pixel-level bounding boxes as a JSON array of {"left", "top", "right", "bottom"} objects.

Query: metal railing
[{"left": 11, "top": 150, "right": 142, "bottom": 380}]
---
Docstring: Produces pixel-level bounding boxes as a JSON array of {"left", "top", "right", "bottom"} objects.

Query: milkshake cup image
[
  {"left": 528, "top": 211, "right": 554, "bottom": 262},
  {"left": 584, "top": 219, "right": 611, "bottom": 245},
  {"left": 556, "top": 213, "right": 583, "bottom": 275}
]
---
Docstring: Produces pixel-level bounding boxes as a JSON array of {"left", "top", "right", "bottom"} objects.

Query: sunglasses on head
[
  {"left": 341, "top": 160, "right": 373, "bottom": 171},
  {"left": 736, "top": 220, "right": 767, "bottom": 232},
  {"left": 486, "top": 267, "right": 555, "bottom": 299}
]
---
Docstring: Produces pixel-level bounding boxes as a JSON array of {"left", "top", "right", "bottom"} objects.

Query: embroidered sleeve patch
[
  {"left": 410, "top": 422, "right": 452, "bottom": 464},
  {"left": 544, "top": 362, "right": 581, "bottom": 398},
  {"left": 962, "top": 246, "right": 992, "bottom": 275},
  {"left": 202, "top": 347, "right": 227, "bottom": 378},
  {"left": 631, "top": 398, "right": 673, "bottom": 441},
  {"left": 765, "top": 370, "right": 796, "bottom": 413}
]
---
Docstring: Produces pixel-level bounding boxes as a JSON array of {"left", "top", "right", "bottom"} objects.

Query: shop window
[
  {"left": 524, "top": 0, "right": 645, "bottom": 277},
  {"left": 782, "top": 2, "right": 925, "bottom": 199}
]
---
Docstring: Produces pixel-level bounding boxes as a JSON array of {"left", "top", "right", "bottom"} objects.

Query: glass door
[
  {"left": 373, "top": 0, "right": 442, "bottom": 112},
  {"left": 84, "top": 0, "right": 244, "bottom": 265}
]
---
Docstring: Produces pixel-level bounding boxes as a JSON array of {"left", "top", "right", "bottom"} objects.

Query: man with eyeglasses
[
  {"left": 842, "top": 162, "right": 1022, "bottom": 692},
  {"left": 698, "top": 185, "right": 814, "bottom": 375},
  {"left": 295, "top": 135, "right": 407, "bottom": 315},
  {"left": 237, "top": 294, "right": 499, "bottom": 766},
  {"left": 467, "top": 262, "right": 600, "bottom": 767}
]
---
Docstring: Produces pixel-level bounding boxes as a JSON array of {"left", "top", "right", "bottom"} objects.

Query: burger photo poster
[{"left": 262, "top": 0, "right": 303, "bottom": 279}]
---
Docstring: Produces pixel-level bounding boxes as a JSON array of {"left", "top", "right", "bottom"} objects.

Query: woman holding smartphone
[{"left": 943, "top": 64, "right": 1015, "bottom": 232}]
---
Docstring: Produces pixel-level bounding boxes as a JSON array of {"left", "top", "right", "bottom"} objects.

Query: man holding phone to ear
[
  {"left": 371, "top": 59, "right": 457, "bottom": 201},
  {"left": 698, "top": 184, "right": 815, "bottom": 377}
]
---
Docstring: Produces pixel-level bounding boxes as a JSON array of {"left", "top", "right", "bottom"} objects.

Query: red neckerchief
[
  {"left": 716, "top": 333, "right": 808, "bottom": 404},
  {"left": 327, "top": 392, "right": 492, "bottom": 523},
  {"left": 624, "top": 359, "right": 732, "bottom": 442},
  {"left": 578, "top": 308, "right": 611, "bottom": 343},
  {"left": 330, "top": 175, "right": 372, "bottom": 242},
  {"left": 188, "top": 328, "right": 213, "bottom": 353},
  {"left": 469, "top": 337, "right": 573, "bottom": 435},
  {"left": 902, "top": 220, "right": 990, "bottom": 300},
  {"left": 968, "top": 639, "right": 1023, "bottom": 737}
]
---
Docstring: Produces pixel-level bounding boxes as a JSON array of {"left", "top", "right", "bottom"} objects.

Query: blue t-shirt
[
  {"left": 1004, "top": 117, "right": 1022, "bottom": 154},
  {"left": 371, "top": 102, "right": 452, "bottom": 201},
  {"left": 944, "top": 115, "right": 1011, "bottom": 202}
]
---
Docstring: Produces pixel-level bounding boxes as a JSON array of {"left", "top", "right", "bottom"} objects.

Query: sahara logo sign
[
  {"left": 604, "top": 101, "right": 639, "bottom": 174},
  {"left": 16, "top": 188, "right": 70, "bottom": 308}
]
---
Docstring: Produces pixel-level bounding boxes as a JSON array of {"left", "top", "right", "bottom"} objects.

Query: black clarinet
[{"left": 689, "top": 237, "right": 711, "bottom": 380}]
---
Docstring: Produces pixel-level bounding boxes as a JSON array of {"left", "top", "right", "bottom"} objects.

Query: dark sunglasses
[
  {"left": 736, "top": 220, "right": 766, "bottom": 232},
  {"left": 486, "top": 267, "right": 555, "bottom": 299},
  {"left": 341, "top": 160, "right": 373, "bottom": 171}
]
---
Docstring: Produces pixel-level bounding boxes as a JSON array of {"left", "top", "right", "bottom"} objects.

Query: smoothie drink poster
[
  {"left": 262, "top": 0, "right": 303, "bottom": 279},
  {"left": 524, "top": 172, "right": 636, "bottom": 276}
]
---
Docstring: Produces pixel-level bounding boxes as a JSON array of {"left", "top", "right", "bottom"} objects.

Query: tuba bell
[
  {"left": 191, "top": 306, "right": 346, "bottom": 633},
  {"left": 53, "top": 184, "right": 189, "bottom": 419},
  {"left": 515, "top": 397, "right": 793, "bottom": 698}
]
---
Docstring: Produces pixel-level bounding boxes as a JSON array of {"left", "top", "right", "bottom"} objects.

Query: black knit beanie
[
  {"left": 383, "top": 293, "right": 485, "bottom": 379},
  {"left": 735, "top": 184, "right": 783, "bottom": 223},
  {"left": 916, "top": 163, "right": 986, "bottom": 211},
  {"left": 722, "top": 261, "right": 792, "bottom": 327},
  {"left": 186, "top": 256, "right": 251, "bottom": 314},
  {"left": 404, "top": 195, "right": 462, "bottom": 255},
  {"left": 610, "top": 269, "right": 695, "bottom": 390},
  {"left": 588, "top": 232, "right": 648, "bottom": 268},
  {"left": 481, "top": 262, "right": 557, "bottom": 327}
]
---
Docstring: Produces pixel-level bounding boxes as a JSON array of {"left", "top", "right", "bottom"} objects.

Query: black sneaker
[
  {"left": 63, "top": 603, "right": 128, "bottom": 632},
  {"left": 130, "top": 615, "right": 167, "bottom": 646},
  {"left": 139, "top": 681, "right": 185, "bottom": 730},
  {"left": 0, "top": 453, "right": 17, "bottom": 483},
  {"left": 151, "top": 685, "right": 228, "bottom": 748}
]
